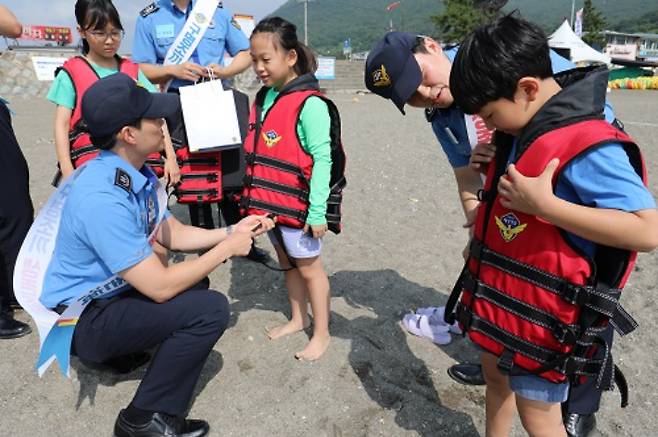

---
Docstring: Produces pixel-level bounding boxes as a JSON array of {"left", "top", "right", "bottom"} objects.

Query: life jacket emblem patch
[
  {"left": 372, "top": 64, "right": 391, "bottom": 87},
  {"left": 495, "top": 213, "right": 527, "bottom": 243},
  {"left": 262, "top": 130, "right": 282, "bottom": 148}
]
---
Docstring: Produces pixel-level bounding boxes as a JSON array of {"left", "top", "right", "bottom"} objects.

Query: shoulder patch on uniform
[
  {"left": 114, "top": 169, "right": 132, "bottom": 193},
  {"left": 140, "top": 2, "right": 160, "bottom": 17}
]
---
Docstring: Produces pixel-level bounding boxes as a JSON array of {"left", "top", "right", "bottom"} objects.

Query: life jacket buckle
[
  {"left": 458, "top": 306, "right": 473, "bottom": 330},
  {"left": 559, "top": 356, "right": 579, "bottom": 376},
  {"left": 245, "top": 153, "right": 255, "bottom": 165},
  {"left": 497, "top": 349, "right": 515, "bottom": 374},
  {"left": 562, "top": 283, "right": 591, "bottom": 306},
  {"left": 554, "top": 324, "right": 578, "bottom": 345}
]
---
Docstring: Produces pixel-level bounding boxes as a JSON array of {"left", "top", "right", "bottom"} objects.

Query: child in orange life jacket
[
  {"left": 243, "top": 17, "right": 346, "bottom": 361},
  {"left": 448, "top": 14, "right": 658, "bottom": 437},
  {"left": 47, "top": 0, "right": 179, "bottom": 185}
]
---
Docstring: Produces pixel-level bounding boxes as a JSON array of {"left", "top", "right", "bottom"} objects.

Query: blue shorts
[
  {"left": 479, "top": 349, "right": 570, "bottom": 403},
  {"left": 509, "top": 373, "right": 570, "bottom": 403},
  {"left": 268, "top": 225, "right": 322, "bottom": 259}
]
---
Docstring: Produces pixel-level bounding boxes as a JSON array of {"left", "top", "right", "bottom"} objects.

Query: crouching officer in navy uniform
[
  {"left": 38, "top": 73, "right": 274, "bottom": 437},
  {"left": 132, "top": 0, "right": 269, "bottom": 262}
]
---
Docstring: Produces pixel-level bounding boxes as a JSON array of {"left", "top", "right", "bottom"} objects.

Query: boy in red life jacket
[{"left": 447, "top": 14, "right": 658, "bottom": 437}]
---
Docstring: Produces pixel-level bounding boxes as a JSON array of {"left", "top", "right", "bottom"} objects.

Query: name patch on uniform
[
  {"left": 140, "top": 2, "right": 160, "bottom": 17},
  {"left": 114, "top": 169, "right": 132, "bottom": 193},
  {"left": 495, "top": 213, "right": 527, "bottom": 243},
  {"left": 156, "top": 24, "right": 175, "bottom": 38},
  {"left": 263, "top": 130, "right": 282, "bottom": 148}
]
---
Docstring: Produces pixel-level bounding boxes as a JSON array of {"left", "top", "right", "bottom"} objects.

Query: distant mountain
[{"left": 269, "top": 0, "right": 654, "bottom": 55}]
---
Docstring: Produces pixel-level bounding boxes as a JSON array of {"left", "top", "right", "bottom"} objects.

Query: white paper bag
[{"left": 179, "top": 78, "right": 242, "bottom": 152}]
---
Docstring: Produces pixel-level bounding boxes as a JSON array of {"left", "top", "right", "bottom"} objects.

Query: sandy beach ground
[{"left": 1, "top": 90, "right": 657, "bottom": 436}]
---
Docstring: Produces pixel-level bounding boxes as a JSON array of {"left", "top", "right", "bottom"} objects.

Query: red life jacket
[
  {"left": 174, "top": 147, "right": 222, "bottom": 204},
  {"left": 60, "top": 56, "right": 164, "bottom": 175},
  {"left": 169, "top": 88, "right": 252, "bottom": 205},
  {"left": 240, "top": 83, "right": 346, "bottom": 233},
  {"left": 446, "top": 120, "right": 644, "bottom": 387}
]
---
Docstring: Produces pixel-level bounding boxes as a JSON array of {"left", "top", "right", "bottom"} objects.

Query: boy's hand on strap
[
  {"left": 498, "top": 158, "right": 560, "bottom": 216},
  {"left": 470, "top": 143, "right": 496, "bottom": 174}
]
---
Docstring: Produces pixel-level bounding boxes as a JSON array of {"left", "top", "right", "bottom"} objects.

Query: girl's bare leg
[
  {"left": 266, "top": 244, "right": 310, "bottom": 340},
  {"left": 294, "top": 256, "right": 330, "bottom": 361}
]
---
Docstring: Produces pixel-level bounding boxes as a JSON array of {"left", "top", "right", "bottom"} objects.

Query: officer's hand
[
  {"left": 163, "top": 156, "right": 181, "bottom": 187},
  {"left": 224, "top": 226, "right": 253, "bottom": 258},
  {"left": 172, "top": 61, "right": 208, "bottom": 81},
  {"left": 235, "top": 214, "right": 275, "bottom": 237},
  {"left": 207, "top": 63, "right": 229, "bottom": 80},
  {"left": 303, "top": 223, "right": 327, "bottom": 239},
  {"left": 470, "top": 143, "right": 496, "bottom": 174}
]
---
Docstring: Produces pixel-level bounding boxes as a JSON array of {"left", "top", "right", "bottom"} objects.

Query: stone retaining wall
[{"left": 0, "top": 49, "right": 367, "bottom": 99}]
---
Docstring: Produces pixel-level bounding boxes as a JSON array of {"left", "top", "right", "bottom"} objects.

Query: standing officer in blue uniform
[
  {"left": 0, "top": 5, "right": 32, "bottom": 340},
  {"left": 132, "top": 0, "right": 268, "bottom": 262},
  {"left": 365, "top": 32, "right": 621, "bottom": 437},
  {"left": 38, "top": 74, "right": 273, "bottom": 437}
]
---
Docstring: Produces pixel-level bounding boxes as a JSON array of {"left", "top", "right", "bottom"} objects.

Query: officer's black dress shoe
[
  {"left": 245, "top": 244, "right": 268, "bottom": 262},
  {"left": 0, "top": 311, "right": 32, "bottom": 339},
  {"left": 447, "top": 363, "right": 486, "bottom": 386},
  {"left": 114, "top": 409, "right": 209, "bottom": 437},
  {"left": 564, "top": 413, "right": 596, "bottom": 437}
]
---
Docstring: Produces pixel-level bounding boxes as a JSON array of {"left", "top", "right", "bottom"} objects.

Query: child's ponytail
[{"left": 252, "top": 16, "right": 317, "bottom": 76}]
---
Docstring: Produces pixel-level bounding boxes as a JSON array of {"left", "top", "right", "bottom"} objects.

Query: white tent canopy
[{"left": 549, "top": 20, "right": 611, "bottom": 65}]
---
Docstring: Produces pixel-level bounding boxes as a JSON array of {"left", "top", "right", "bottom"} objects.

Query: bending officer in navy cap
[{"left": 37, "top": 73, "right": 274, "bottom": 437}]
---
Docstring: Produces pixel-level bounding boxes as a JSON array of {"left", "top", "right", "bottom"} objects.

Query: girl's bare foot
[
  {"left": 295, "top": 334, "right": 330, "bottom": 361},
  {"left": 266, "top": 319, "right": 310, "bottom": 340}
]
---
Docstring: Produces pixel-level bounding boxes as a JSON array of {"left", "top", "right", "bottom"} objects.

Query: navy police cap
[
  {"left": 365, "top": 32, "right": 422, "bottom": 115},
  {"left": 82, "top": 73, "right": 180, "bottom": 138}
]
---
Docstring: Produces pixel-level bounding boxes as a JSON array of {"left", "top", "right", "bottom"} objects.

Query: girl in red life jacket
[
  {"left": 246, "top": 17, "right": 341, "bottom": 361},
  {"left": 46, "top": 0, "right": 180, "bottom": 185}
]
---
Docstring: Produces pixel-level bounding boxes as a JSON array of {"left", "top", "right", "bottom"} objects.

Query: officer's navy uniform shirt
[
  {"left": 132, "top": 0, "right": 249, "bottom": 90},
  {"left": 41, "top": 151, "right": 170, "bottom": 308}
]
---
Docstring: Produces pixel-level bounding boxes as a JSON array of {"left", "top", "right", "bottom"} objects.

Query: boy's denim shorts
[
  {"left": 478, "top": 349, "right": 570, "bottom": 403},
  {"left": 509, "top": 372, "right": 570, "bottom": 403}
]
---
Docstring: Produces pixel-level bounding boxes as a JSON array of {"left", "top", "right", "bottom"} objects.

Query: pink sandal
[
  {"left": 402, "top": 313, "right": 452, "bottom": 345},
  {"left": 415, "top": 306, "right": 462, "bottom": 335}
]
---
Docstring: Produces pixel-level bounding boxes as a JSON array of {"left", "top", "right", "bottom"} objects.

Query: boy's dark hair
[
  {"left": 90, "top": 119, "right": 141, "bottom": 150},
  {"left": 449, "top": 13, "right": 553, "bottom": 114},
  {"left": 75, "top": 0, "right": 123, "bottom": 55},
  {"left": 251, "top": 16, "right": 317, "bottom": 76}
]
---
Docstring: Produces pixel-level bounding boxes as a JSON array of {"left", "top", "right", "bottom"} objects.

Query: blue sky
[{"left": 3, "top": 0, "right": 288, "bottom": 51}]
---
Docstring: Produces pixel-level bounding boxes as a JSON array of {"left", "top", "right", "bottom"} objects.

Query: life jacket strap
[
  {"left": 462, "top": 271, "right": 582, "bottom": 345},
  {"left": 245, "top": 152, "right": 305, "bottom": 179},
  {"left": 240, "top": 196, "right": 307, "bottom": 222},
  {"left": 244, "top": 174, "right": 309, "bottom": 201}
]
